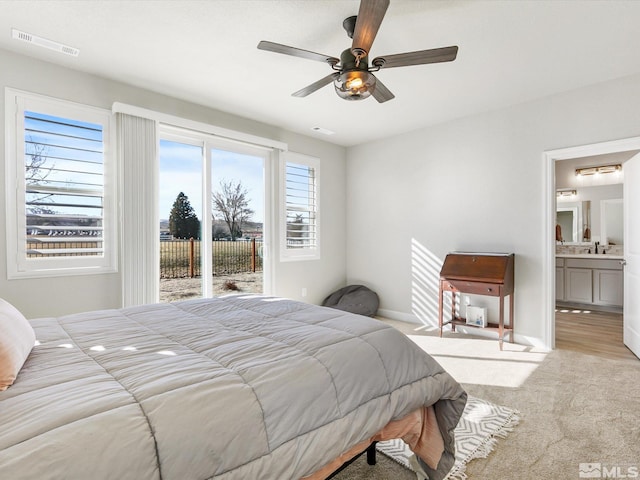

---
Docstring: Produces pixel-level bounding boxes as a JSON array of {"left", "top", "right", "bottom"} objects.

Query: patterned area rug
[{"left": 376, "top": 396, "right": 520, "bottom": 480}]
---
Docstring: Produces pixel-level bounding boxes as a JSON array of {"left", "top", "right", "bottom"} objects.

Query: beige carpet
[{"left": 335, "top": 320, "right": 640, "bottom": 480}]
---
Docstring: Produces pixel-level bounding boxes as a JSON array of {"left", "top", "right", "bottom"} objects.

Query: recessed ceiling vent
[
  {"left": 12, "top": 28, "right": 79, "bottom": 57},
  {"left": 311, "top": 126, "right": 335, "bottom": 136}
]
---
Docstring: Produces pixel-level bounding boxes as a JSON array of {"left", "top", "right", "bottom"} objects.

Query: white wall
[
  {"left": 0, "top": 48, "right": 346, "bottom": 318},
  {"left": 345, "top": 72, "right": 640, "bottom": 348}
]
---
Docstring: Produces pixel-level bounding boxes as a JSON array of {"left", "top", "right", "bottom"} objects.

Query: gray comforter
[{"left": 0, "top": 295, "right": 466, "bottom": 479}]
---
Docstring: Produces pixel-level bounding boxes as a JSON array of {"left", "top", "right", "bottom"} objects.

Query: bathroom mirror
[
  {"left": 556, "top": 200, "right": 590, "bottom": 244},
  {"left": 601, "top": 198, "right": 623, "bottom": 245}
]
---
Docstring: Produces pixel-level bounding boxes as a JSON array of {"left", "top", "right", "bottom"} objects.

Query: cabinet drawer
[
  {"left": 444, "top": 280, "right": 502, "bottom": 296},
  {"left": 565, "top": 258, "right": 622, "bottom": 270}
]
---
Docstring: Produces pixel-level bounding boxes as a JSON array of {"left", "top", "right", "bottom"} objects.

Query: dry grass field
[{"left": 159, "top": 272, "right": 263, "bottom": 302}]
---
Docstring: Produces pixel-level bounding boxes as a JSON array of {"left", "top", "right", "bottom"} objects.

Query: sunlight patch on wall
[{"left": 411, "top": 238, "right": 451, "bottom": 326}]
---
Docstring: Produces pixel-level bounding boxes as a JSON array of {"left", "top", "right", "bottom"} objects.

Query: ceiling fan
[{"left": 257, "top": 0, "right": 458, "bottom": 103}]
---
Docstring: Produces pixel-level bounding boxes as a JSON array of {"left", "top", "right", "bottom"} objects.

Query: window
[
  {"left": 281, "top": 152, "right": 319, "bottom": 261},
  {"left": 5, "top": 89, "right": 116, "bottom": 278}
]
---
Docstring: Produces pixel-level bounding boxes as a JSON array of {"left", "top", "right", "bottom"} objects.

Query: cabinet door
[
  {"left": 593, "top": 269, "right": 623, "bottom": 306},
  {"left": 556, "top": 267, "right": 565, "bottom": 301},
  {"left": 565, "top": 268, "right": 593, "bottom": 303}
]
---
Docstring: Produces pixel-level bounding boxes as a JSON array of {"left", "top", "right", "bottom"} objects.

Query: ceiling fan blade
[
  {"left": 372, "top": 76, "right": 395, "bottom": 103},
  {"left": 258, "top": 40, "right": 339, "bottom": 65},
  {"left": 373, "top": 46, "right": 458, "bottom": 69},
  {"left": 292, "top": 72, "right": 340, "bottom": 98},
  {"left": 351, "top": 0, "right": 390, "bottom": 57}
]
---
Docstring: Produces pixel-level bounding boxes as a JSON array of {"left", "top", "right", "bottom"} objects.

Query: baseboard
[
  {"left": 378, "top": 308, "right": 549, "bottom": 350},
  {"left": 376, "top": 308, "right": 422, "bottom": 324}
]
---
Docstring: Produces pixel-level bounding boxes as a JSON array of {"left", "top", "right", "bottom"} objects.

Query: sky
[
  {"left": 26, "top": 120, "right": 265, "bottom": 226},
  {"left": 159, "top": 139, "right": 265, "bottom": 224}
]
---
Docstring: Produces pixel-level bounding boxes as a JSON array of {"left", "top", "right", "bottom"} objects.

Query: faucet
[{"left": 595, "top": 241, "right": 599, "bottom": 254}]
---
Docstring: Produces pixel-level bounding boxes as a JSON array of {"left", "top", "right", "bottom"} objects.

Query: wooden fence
[
  {"left": 26, "top": 238, "right": 263, "bottom": 278},
  {"left": 160, "top": 238, "right": 263, "bottom": 278}
]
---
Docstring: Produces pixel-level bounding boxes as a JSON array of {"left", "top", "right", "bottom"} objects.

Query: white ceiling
[{"left": 1, "top": 0, "right": 640, "bottom": 147}]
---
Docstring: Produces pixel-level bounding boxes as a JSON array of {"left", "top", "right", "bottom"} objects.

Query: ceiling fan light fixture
[{"left": 334, "top": 70, "right": 376, "bottom": 100}]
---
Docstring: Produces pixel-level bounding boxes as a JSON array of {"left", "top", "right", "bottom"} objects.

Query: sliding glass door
[
  {"left": 210, "top": 145, "right": 266, "bottom": 296},
  {"left": 158, "top": 137, "right": 203, "bottom": 302},
  {"left": 158, "top": 130, "right": 269, "bottom": 302}
]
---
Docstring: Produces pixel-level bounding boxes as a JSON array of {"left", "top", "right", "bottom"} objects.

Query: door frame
[
  {"left": 206, "top": 137, "right": 274, "bottom": 297},
  {"left": 543, "top": 136, "right": 640, "bottom": 350},
  {"left": 158, "top": 126, "right": 276, "bottom": 300}
]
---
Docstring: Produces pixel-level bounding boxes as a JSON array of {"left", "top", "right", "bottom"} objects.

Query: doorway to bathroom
[{"left": 544, "top": 138, "right": 640, "bottom": 359}]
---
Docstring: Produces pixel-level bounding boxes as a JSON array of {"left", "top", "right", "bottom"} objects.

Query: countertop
[{"left": 556, "top": 253, "right": 624, "bottom": 260}]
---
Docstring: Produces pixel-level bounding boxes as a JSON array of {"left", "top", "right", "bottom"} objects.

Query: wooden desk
[{"left": 438, "top": 253, "right": 515, "bottom": 349}]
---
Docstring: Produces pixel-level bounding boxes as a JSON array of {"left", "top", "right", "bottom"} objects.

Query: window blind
[
  {"left": 285, "top": 162, "right": 317, "bottom": 249},
  {"left": 24, "top": 111, "right": 105, "bottom": 258}
]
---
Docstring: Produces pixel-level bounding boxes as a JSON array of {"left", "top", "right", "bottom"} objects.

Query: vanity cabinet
[
  {"left": 565, "top": 267, "right": 593, "bottom": 303},
  {"left": 557, "top": 257, "right": 623, "bottom": 308},
  {"left": 556, "top": 258, "right": 565, "bottom": 301},
  {"left": 593, "top": 268, "right": 623, "bottom": 306}
]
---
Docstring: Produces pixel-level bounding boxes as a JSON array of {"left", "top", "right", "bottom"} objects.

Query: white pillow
[{"left": 0, "top": 298, "right": 35, "bottom": 390}]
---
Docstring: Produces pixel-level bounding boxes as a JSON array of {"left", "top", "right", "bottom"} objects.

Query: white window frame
[
  {"left": 280, "top": 152, "right": 320, "bottom": 261},
  {"left": 5, "top": 88, "right": 117, "bottom": 278},
  {"left": 158, "top": 125, "right": 275, "bottom": 297}
]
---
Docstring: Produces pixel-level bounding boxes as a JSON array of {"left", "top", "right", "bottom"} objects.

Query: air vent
[
  {"left": 311, "top": 126, "right": 335, "bottom": 136},
  {"left": 12, "top": 28, "right": 79, "bottom": 57}
]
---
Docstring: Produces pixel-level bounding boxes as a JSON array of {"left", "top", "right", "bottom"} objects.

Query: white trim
[
  {"left": 543, "top": 136, "right": 640, "bottom": 350},
  {"left": 377, "top": 308, "right": 421, "bottom": 324},
  {"left": 280, "top": 152, "right": 320, "bottom": 262},
  {"left": 263, "top": 149, "right": 279, "bottom": 295},
  {"left": 112, "top": 102, "right": 287, "bottom": 152},
  {"left": 5, "top": 87, "right": 117, "bottom": 279},
  {"left": 157, "top": 125, "right": 274, "bottom": 297}
]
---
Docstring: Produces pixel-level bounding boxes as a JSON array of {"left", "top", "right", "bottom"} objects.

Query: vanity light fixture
[
  {"left": 575, "top": 164, "right": 622, "bottom": 176},
  {"left": 556, "top": 189, "right": 577, "bottom": 198}
]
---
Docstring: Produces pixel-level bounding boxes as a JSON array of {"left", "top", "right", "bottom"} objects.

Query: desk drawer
[{"left": 444, "top": 280, "right": 502, "bottom": 296}]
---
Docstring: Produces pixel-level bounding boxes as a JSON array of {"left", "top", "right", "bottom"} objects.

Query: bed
[{"left": 0, "top": 294, "right": 466, "bottom": 480}]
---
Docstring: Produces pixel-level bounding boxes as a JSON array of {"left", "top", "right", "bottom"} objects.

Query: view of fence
[{"left": 160, "top": 238, "right": 263, "bottom": 278}]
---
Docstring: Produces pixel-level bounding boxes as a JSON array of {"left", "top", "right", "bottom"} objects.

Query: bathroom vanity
[{"left": 556, "top": 254, "right": 624, "bottom": 309}]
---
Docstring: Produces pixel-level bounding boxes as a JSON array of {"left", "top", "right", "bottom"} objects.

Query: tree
[
  {"left": 26, "top": 137, "right": 53, "bottom": 184},
  {"left": 212, "top": 180, "right": 254, "bottom": 241},
  {"left": 169, "top": 192, "right": 200, "bottom": 239},
  {"left": 25, "top": 137, "right": 56, "bottom": 214}
]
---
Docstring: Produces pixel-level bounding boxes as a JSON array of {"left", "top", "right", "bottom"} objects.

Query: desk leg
[
  {"left": 451, "top": 291, "right": 457, "bottom": 333},
  {"left": 499, "top": 293, "right": 504, "bottom": 351},
  {"left": 509, "top": 292, "right": 514, "bottom": 344},
  {"left": 438, "top": 281, "right": 444, "bottom": 338}
]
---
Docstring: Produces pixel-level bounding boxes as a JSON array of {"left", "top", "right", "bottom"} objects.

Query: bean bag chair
[{"left": 322, "top": 285, "right": 379, "bottom": 317}]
